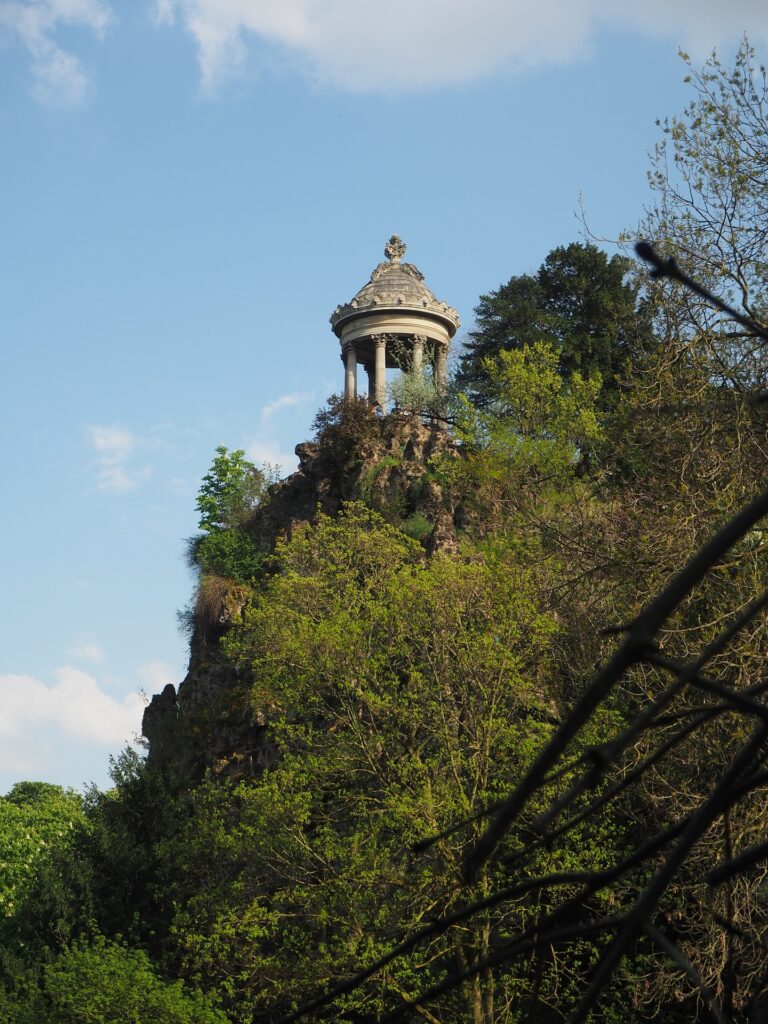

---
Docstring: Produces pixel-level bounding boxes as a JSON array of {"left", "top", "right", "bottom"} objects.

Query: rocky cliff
[{"left": 142, "top": 412, "right": 463, "bottom": 780}]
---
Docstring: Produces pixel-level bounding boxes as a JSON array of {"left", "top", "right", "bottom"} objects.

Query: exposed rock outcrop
[
  {"left": 142, "top": 412, "right": 463, "bottom": 780},
  {"left": 245, "top": 412, "right": 461, "bottom": 553}
]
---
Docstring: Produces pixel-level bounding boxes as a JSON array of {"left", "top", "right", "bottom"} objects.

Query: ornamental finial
[{"left": 384, "top": 235, "right": 406, "bottom": 263}]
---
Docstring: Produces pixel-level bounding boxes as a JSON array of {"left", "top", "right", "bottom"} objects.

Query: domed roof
[{"left": 330, "top": 236, "right": 460, "bottom": 337}]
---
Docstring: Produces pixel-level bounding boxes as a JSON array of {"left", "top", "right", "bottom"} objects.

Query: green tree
[
  {"left": 591, "top": 347, "right": 768, "bottom": 1018},
  {"left": 82, "top": 747, "right": 187, "bottom": 951},
  {"left": 191, "top": 447, "right": 273, "bottom": 585},
  {"left": 161, "top": 504, "right": 621, "bottom": 1024},
  {"left": 444, "top": 341, "right": 617, "bottom": 710},
  {"left": 456, "top": 341, "right": 602, "bottom": 477},
  {"left": 0, "top": 935, "right": 228, "bottom": 1024},
  {"left": 448, "top": 330, "right": 768, "bottom": 1018},
  {"left": 196, "top": 447, "right": 270, "bottom": 534},
  {"left": 311, "top": 393, "right": 381, "bottom": 471},
  {"left": 636, "top": 39, "right": 768, "bottom": 390},
  {"left": 389, "top": 364, "right": 441, "bottom": 416},
  {"left": 457, "top": 242, "right": 655, "bottom": 406},
  {"left": 0, "top": 783, "right": 87, "bottom": 947},
  {"left": 549, "top": 65, "right": 768, "bottom": 1000},
  {"left": 445, "top": 339, "right": 604, "bottom": 587}
]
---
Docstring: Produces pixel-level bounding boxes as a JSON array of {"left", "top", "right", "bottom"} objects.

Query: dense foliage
[
  {"left": 0, "top": 783, "right": 85, "bottom": 935},
  {"left": 191, "top": 446, "right": 271, "bottom": 584},
  {"left": 456, "top": 242, "right": 656, "bottom": 408},
  {"left": 0, "top": 936, "right": 227, "bottom": 1024}
]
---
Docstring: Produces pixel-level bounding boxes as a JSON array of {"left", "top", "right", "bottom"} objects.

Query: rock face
[
  {"left": 142, "top": 413, "right": 462, "bottom": 780},
  {"left": 245, "top": 412, "right": 461, "bottom": 554}
]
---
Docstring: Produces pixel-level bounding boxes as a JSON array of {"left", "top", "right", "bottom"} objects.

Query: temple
[{"left": 330, "top": 236, "right": 460, "bottom": 409}]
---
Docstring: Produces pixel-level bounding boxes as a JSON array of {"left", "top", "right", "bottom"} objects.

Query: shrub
[
  {"left": 312, "top": 394, "right": 380, "bottom": 469},
  {"left": 401, "top": 511, "right": 433, "bottom": 541},
  {"left": 389, "top": 367, "right": 441, "bottom": 415},
  {"left": 43, "top": 935, "right": 228, "bottom": 1024},
  {"left": 186, "top": 446, "right": 272, "bottom": 591},
  {"left": 196, "top": 447, "right": 271, "bottom": 533},
  {"left": 193, "top": 530, "right": 264, "bottom": 584}
]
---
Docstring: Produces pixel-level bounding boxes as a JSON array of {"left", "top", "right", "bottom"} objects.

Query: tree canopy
[
  {"left": 456, "top": 241, "right": 655, "bottom": 406},
  {"left": 635, "top": 38, "right": 768, "bottom": 390}
]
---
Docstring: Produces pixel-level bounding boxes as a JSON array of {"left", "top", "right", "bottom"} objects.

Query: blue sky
[{"left": 1, "top": 0, "right": 767, "bottom": 793}]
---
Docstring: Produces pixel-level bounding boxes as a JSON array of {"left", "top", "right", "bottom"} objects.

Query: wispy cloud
[
  {"left": 69, "top": 639, "right": 104, "bottom": 662},
  {"left": 246, "top": 437, "right": 297, "bottom": 474},
  {"left": 89, "top": 424, "right": 134, "bottom": 460},
  {"left": 260, "top": 391, "right": 311, "bottom": 425},
  {"left": 0, "top": 0, "right": 110, "bottom": 106},
  {"left": 153, "top": 0, "right": 175, "bottom": 25},
  {"left": 155, "top": 0, "right": 768, "bottom": 94},
  {"left": 242, "top": 392, "right": 312, "bottom": 475},
  {"left": 0, "top": 668, "right": 144, "bottom": 747},
  {"left": 86, "top": 424, "right": 147, "bottom": 493}
]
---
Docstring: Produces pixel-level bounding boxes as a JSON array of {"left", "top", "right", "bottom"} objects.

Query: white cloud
[
  {"left": 153, "top": 0, "right": 175, "bottom": 24},
  {"left": 69, "top": 639, "right": 104, "bottom": 662},
  {"left": 246, "top": 437, "right": 297, "bottom": 473},
  {"left": 0, "top": 668, "right": 144, "bottom": 747},
  {"left": 260, "top": 391, "right": 311, "bottom": 425},
  {"left": 156, "top": 0, "right": 768, "bottom": 94},
  {"left": 244, "top": 393, "right": 312, "bottom": 477},
  {"left": 0, "top": 0, "right": 110, "bottom": 106},
  {"left": 89, "top": 424, "right": 134, "bottom": 459},
  {"left": 137, "top": 660, "right": 176, "bottom": 691},
  {"left": 86, "top": 424, "right": 147, "bottom": 493},
  {"left": 610, "top": 2, "right": 768, "bottom": 56}
]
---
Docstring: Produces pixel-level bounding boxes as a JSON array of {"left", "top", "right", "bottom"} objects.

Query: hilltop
[{"left": 143, "top": 406, "right": 463, "bottom": 782}]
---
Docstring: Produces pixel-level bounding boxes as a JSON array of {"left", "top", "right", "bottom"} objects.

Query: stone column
[
  {"left": 365, "top": 364, "right": 375, "bottom": 402},
  {"left": 344, "top": 344, "right": 357, "bottom": 400},
  {"left": 412, "top": 334, "right": 424, "bottom": 377},
  {"left": 435, "top": 344, "right": 448, "bottom": 395},
  {"left": 374, "top": 334, "right": 387, "bottom": 409}
]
